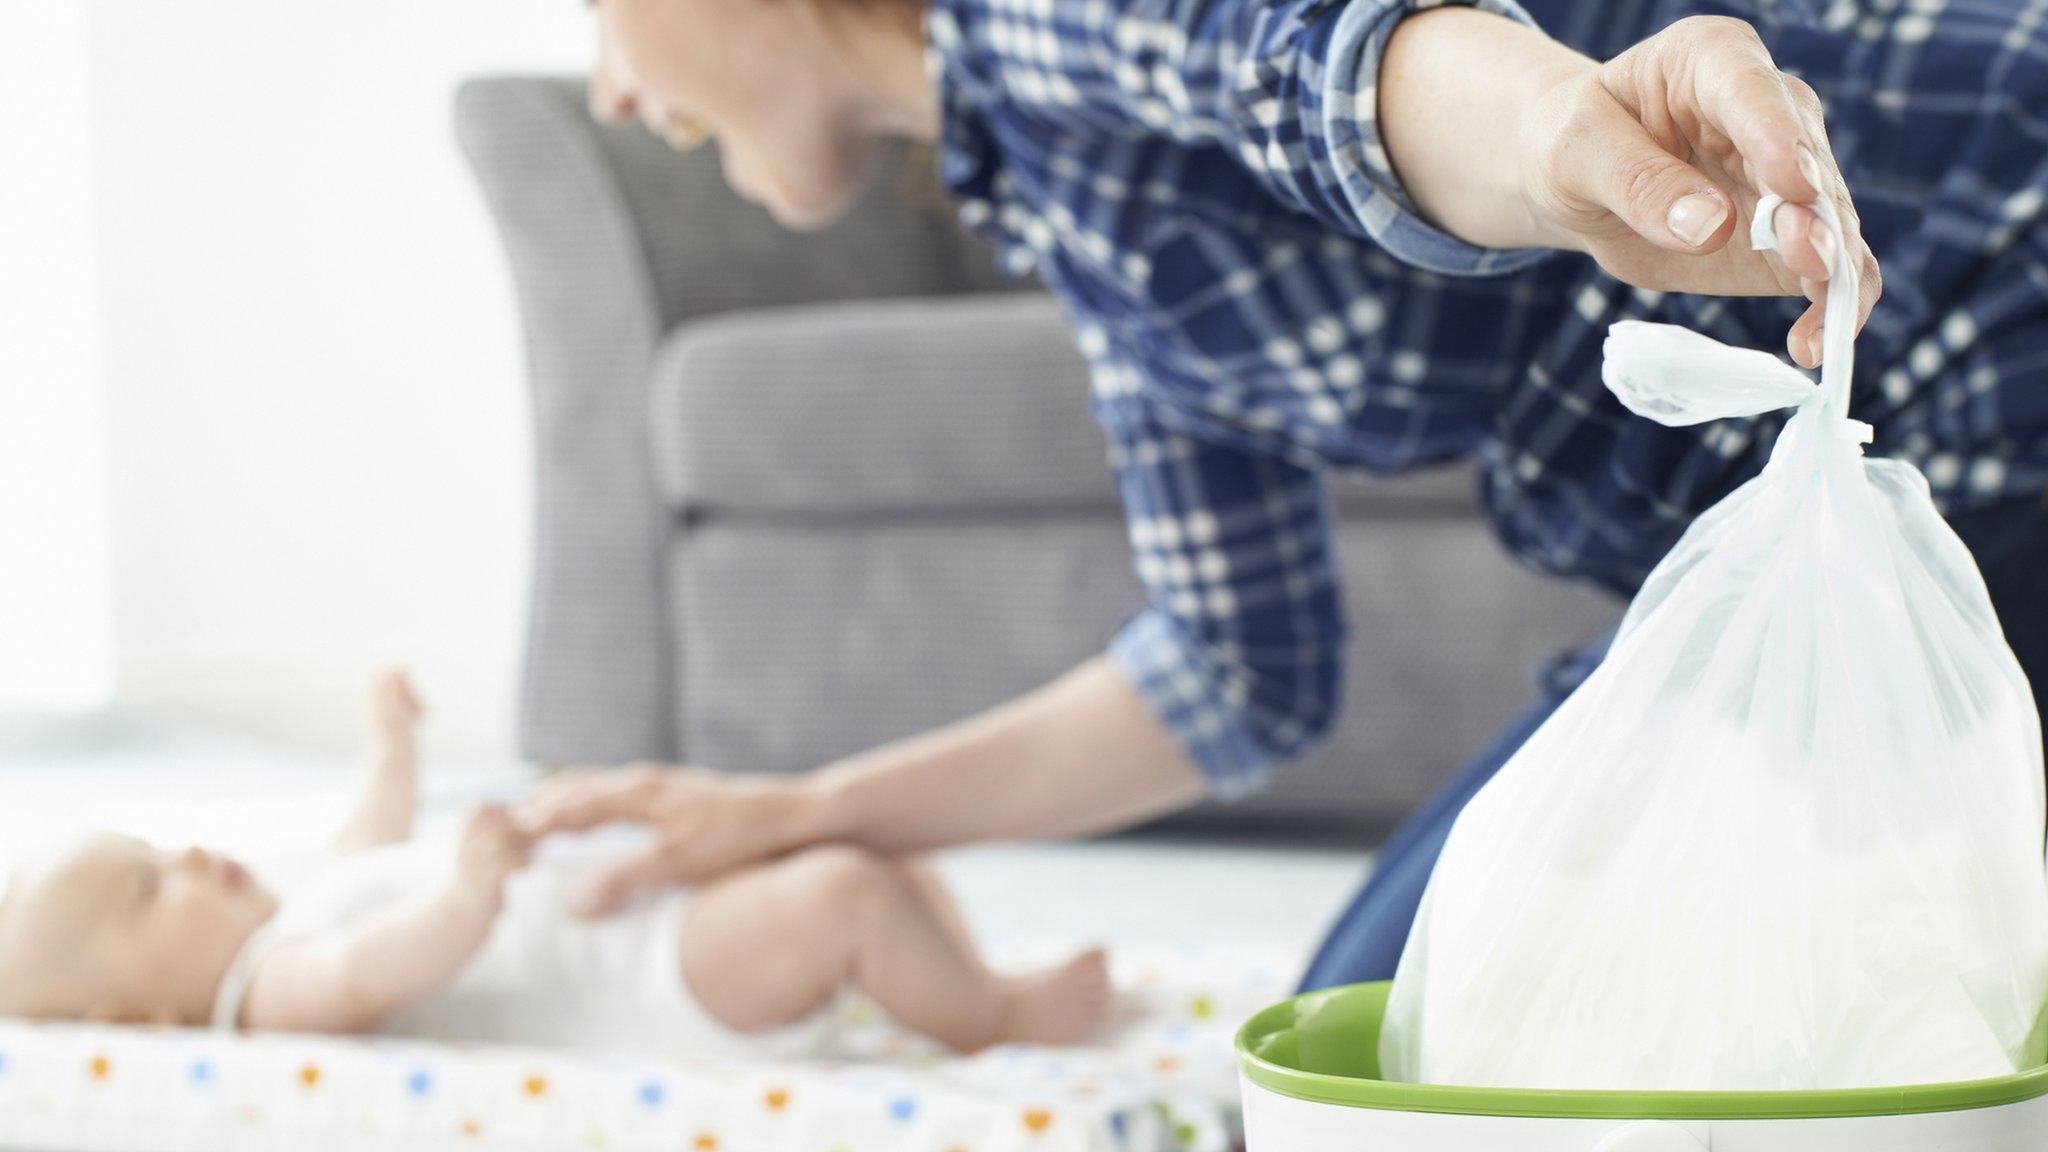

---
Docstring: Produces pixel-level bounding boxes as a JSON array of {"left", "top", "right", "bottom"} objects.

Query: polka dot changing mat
[{"left": 0, "top": 950, "right": 1289, "bottom": 1152}]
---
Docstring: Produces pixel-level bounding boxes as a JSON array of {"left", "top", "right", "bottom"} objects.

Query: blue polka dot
[
  {"left": 638, "top": 1081, "right": 665, "bottom": 1108},
  {"left": 887, "top": 1096, "right": 918, "bottom": 1122},
  {"left": 188, "top": 1060, "right": 213, "bottom": 1086},
  {"left": 0, "top": 1052, "right": 10, "bottom": 1076},
  {"left": 406, "top": 1069, "right": 433, "bottom": 1098}
]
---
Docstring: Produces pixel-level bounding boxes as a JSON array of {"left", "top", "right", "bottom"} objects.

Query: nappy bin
[{"left": 1237, "top": 983, "right": 2048, "bottom": 1151}]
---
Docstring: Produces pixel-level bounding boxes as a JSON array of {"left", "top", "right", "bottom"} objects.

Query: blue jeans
[{"left": 1297, "top": 495, "right": 2048, "bottom": 992}]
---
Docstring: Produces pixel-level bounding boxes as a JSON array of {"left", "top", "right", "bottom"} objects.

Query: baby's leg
[
  {"left": 897, "top": 858, "right": 980, "bottom": 956},
  {"left": 678, "top": 846, "right": 1110, "bottom": 1052}
]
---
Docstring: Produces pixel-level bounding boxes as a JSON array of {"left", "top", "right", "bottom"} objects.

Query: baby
[{"left": 0, "top": 673, "right": 1111, "bottom": 1058}]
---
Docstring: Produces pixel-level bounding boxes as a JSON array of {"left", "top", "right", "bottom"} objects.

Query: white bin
[{"left": 1238, "top": 983, "right": 2048, "bottom": 1151}]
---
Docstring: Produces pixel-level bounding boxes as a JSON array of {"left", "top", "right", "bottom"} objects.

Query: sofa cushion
[
  {"left": 650, "top": 294, "right": 1487, "bottom": 519},
  {"left": 651, "top": 294, "right": 1116, "bottom": 514}
]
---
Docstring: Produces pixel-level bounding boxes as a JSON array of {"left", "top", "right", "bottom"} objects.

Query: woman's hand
[
  {"left": 1382, "top": 11, "right": 1880, "bottom": 368},
  {"left": 515, "top": 766, "right": 821, "bottom": 916},
  {"left": 1516, "top": 15, "right": 1880, "bottom": 367},
  {"left": 513, "top": 660, "right": 1209, "bottom": 914}
]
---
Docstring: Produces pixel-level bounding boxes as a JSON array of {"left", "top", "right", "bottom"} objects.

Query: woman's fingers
[
  {"left": 1790, "top": 94, "right": 1884, "bottom": 357},
  {"left": 1679, "top": 18, "right": 1883, "bottom": 361},
  {"left": 1545, "top": 82, "right": 1736, "bottom": 253},
  {"left": 516, "top": 765, "right": 668, "bottom": 836},
  {"left": 1684, "top": 26, "right": 1819, "bottom": 204},
  {"left": 577, "top": 841, "right": 694, "bottom": 918},
  {"left": 1769, "top": 200, "right": 1832, "bottom": 283}
]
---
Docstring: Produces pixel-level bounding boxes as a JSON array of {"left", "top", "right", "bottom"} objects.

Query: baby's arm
[
  {"left": 331, "top": 670, "right": 423, "bottom": 855},
  {"left": 241, "top": 805, "right": 527, "bottom": 1033}
]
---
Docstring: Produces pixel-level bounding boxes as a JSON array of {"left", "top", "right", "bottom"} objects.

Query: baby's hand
[
  {"left": 452, "top": 804, "right": 529, "bottom": 917},
  {"left": 371, "top": 669, "right": 424, "bottom": 745}
]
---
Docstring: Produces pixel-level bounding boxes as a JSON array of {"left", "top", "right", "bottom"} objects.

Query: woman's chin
[{"left": 763, "top": 193, "right": 853, "bottom": 233}]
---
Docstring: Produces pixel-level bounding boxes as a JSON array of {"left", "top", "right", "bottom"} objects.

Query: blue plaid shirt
[{"left": 927, "top": 0, "right": 2048, "bottom": 796}]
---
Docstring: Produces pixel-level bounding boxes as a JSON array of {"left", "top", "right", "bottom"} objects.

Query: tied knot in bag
[{"left": 1601, "top": 195, "right": 1872, "bottom": 468}]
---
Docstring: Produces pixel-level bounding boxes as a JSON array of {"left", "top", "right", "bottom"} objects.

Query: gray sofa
[{"left": 454, "top": 76, "right": 1620, "bottom": 836}]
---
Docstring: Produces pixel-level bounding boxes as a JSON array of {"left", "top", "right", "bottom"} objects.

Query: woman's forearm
[
  {"left": 803, "top": 656, "right": 1209, "bottom": 852},
  {"left": 1377, "top": 6, "right": 1592, "bottom": 251}
]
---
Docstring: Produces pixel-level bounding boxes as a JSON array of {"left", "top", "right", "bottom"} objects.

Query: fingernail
[
  {"left": 1796, "top": 142, "right": 1824, "bottom": 194},
  {"left": 1667, "top": 193, "right": 1728, "bottom": 248},
  {"left": 1810, "top": 222, "right": 1837, "bottom": 275},
  {"left": 1808, "top": 328, "right": 1824, "bottom": 365}
]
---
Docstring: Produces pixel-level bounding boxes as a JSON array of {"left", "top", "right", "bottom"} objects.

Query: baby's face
[{"left": 0, "top": 834, "right": 278, "bottom": 1023}]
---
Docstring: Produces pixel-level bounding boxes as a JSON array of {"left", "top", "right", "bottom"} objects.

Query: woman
[{"left": 524, "top": 0, "right": 2048, "bottom": 989}]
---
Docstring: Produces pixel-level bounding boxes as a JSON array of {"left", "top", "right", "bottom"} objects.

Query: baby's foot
[{"left": 1000, "top": 948, "right": 1113, "bottom": 1046}]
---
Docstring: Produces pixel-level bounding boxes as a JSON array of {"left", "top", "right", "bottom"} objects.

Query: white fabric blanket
[{"left": 0, "top": 950, "right": 1289, "bottom": 1152}]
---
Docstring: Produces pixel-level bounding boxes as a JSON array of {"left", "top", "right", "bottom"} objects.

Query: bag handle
[
  {"left": 1750, "top": 193, "right": 1860, "bottom": 423},
  {"left": 1601, "top": 195, "right": 1870, "bottom": 444}
]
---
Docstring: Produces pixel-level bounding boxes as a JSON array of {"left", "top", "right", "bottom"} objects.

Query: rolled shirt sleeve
[
  {"left": 926, "top": 0, "right": 1551, "bottom": 274},
  {"left": 1101, "top": 395, "right": 1349, "bottom": 798}
]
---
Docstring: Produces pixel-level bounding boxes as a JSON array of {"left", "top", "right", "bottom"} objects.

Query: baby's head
[{"left": 0, "top": 834, "right": 277, "bottom": 1025}]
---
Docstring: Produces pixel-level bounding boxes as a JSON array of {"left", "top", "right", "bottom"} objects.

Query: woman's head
[
  {"left": 588, "top": 0, "right": 934, "bottom": 230},
  {"left": 0, "top": 834, "right": 277, "bottom": 1025}
]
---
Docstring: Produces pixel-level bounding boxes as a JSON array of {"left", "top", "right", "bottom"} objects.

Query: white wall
[
  {"left": 93, "top": 3, "right": 591, "bottom": 759},
  {"left": 0, "top": 2, "right": 113, "bottom": 712}
]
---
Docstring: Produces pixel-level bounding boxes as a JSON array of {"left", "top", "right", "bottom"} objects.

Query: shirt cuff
[
  {"left": 1107, "top": 608, "right": 1276, "bottom": 802},
  {"left": 1322, "top": 0, "right": 1552, "bottom": 276}
]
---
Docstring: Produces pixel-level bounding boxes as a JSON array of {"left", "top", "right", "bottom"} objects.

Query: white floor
[{"left": 0, "top": 708, "right": 1372, "bottom": 980}]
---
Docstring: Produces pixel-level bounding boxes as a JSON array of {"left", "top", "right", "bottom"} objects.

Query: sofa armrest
[
  {"left": 455, "top": 75, "right": 1031, "bottom": 765},
  {"left": 456, "top": 75, "right": 678, "bottom": 765}
]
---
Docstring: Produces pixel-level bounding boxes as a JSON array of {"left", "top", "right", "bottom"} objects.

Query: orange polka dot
[
  {"left": 1154, "top": 1055, "right": 1181, "bottom": 1073},
  {"left": 86, "top": 1055, "right": 110, "bottom": 1080},
  {"left": 1022, "top": 1108, "right": 1054, "bottom": 1134},
  {"left": 459, "top": 1117, "right": 483, "bottom": 1138},
  {"left": 523, "top": 1074, "right": 548, "bottom": 1098},
  {"left": 763, "top": 1087, "right": 791, "bottom": 1111},
  {"left": 298, "top": 1063, "right": 322, "bottom": 1089},
  {"left": 692, "top": 1133, "right": 720, "bottom": 1150}
]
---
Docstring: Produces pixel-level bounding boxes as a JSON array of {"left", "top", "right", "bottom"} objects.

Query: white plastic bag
[{"left": 1380, "top": 197, "right": 2048, "bottom": 1091}]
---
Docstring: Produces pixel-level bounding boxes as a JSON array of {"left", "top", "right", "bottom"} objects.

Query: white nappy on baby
[{"left": 212, "top": 826, "right": 836, "bottom": 1061}]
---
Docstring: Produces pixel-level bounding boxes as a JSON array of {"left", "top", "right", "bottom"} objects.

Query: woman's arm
[
  {"left": 519, "top": 404, "right": 1349, "bottom": 917},
  {"left": 809, "top": 656, "right": 1208, "bottom": 849},
  {"left": 1377, "top": 9, "right": 1878, "bottom": 367},
  {"left": 518, "top": 659, "right": 1208, "bottom": 915},
  {"left": 936, "top": 0, "right": 1877, "bottom": 365}
]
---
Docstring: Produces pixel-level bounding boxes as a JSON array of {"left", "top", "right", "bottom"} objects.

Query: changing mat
[{"left": 0, "top": 950, "right": 1287, "bottom": 1152}]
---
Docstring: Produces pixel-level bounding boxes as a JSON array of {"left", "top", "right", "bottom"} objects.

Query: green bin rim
[{"left": 1236, "top": 982, "right": 2048, "bottom": 1121}]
